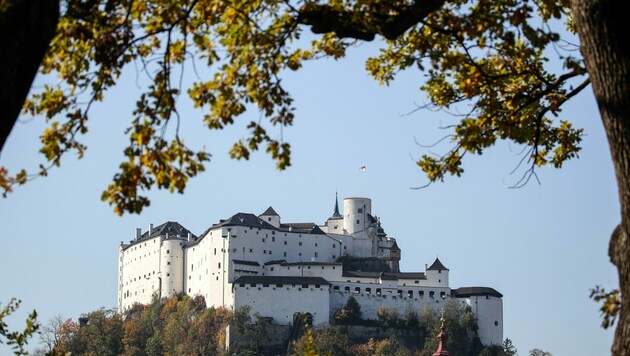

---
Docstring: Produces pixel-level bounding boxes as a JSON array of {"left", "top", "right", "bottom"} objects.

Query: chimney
[
  {"left": 425, "top": 264, "right": 428, "bottom": 271},
  {"left": 165, "top": 233, "right": 169, "bottom": 240},
  {"left": 187, "top": 232, "right": 192, "bottom": 242},
  {"left": 135, "top": 228, "right": 142, "bottom": 240},
  {"left": 149, "top": 223, "right": 154, "bottom": 235}
]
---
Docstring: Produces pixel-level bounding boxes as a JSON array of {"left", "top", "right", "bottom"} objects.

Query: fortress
[{"left": 117, "top": 196, "right": 503, "bottom": 345}]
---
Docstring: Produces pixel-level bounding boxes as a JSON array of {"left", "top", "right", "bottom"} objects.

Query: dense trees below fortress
[{"left": 24, "top": 294, "right": 521, "bottom": 355}]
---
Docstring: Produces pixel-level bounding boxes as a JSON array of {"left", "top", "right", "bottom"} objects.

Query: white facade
[{"left": 117, "top": 196, "right": 504, "bottom": 346}]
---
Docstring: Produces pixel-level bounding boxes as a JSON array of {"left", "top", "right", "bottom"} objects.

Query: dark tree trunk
[
  {"left": 572, "top": 0, "right": 630, "bottom": 354},
  {"left": 0, "top": 0, "right": 59, "bottom": 153}
]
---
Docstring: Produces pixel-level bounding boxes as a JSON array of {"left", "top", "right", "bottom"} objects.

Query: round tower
[
  {"left": 343, "top": 197, "right": 372, "bottom": 234},
  {"left": 160, "top": 238, "right": 184, "bottom": 298}
]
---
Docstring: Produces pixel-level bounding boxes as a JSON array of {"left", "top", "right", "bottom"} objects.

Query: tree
[
  {"left": 0, "top": 299, "right": 40, "bottom": 355},
  {"left": 529, "top": 348, "right": 553, "bottom": 356},
  {"left": 1, "top": 1, "right": 629, "bottom": 353},
  {"left": 334, "top": 296, "right": 363, "bottom": 325}
]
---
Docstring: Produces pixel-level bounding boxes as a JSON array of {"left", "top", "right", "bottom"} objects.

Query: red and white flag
[{"left": 359, "top": 166, "right": 366, "bottom": 171}]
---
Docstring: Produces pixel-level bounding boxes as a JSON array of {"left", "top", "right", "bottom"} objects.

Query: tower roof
[
  {"left": 260, "top": 206, "right": 279, "bottom": 216},
  {"left": 427, "top": 258, "right": 449, "bottom": 271},
  {"left": 330, "top": 192, "right": 342, "bottom": 219}
]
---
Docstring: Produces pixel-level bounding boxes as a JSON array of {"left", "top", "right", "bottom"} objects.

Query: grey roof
[
  {"left": 281, "top": 261, "right": 343, "bottom": 266},
  {"left": 452, "top": 287, "right": 503, "bottom": 298},
  {"left": 260, "top": 206, "right": 279, "bottom": 216},
  {"left": 233, "top": 276, "right": 330, "bottom": 286},
  {"left": 124, "top": 221, "right": 196, "bottom": 250},
  {"left": 390, "top": 240, "right": 400, "bottom": 251},
  {"left": 331, "top": 193, "right": 342, "bottom": 219},
  {"left": 213, "top": 213, "right": 276, "bottom": 229},
  {"left": 264, "top": 259, "right": 287, "bottom": 265},
  {"left": 343, "top": 271, "right": 398, "bottom": 280},
  {"left": 397, "top": 272, "right": 426, "bottom": 279},
  {"left": 232, "top": 259, "right": 260, "bottom": 266},
  {"left": 367, "top": 214, "right": 377, "bottom": 223},
  {"left": 278, "top": 222, "right": 327, "bottom": 235},
  {"left": 427, "top": 258, "right": 448, "bottom": 271},
  {"left": 343, "top": 271, "right": 426, "bottom": 281}
]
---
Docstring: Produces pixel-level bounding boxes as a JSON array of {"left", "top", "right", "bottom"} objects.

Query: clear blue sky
[{"left": 0, "top": 36, "right": 617, "bottom": 355}]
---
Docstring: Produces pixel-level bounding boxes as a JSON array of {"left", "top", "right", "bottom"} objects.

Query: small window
[
  {"left": 302, "top": 284, "right": 309, "bottom": 288},
  {"left": 284, "top": 241, "right": 287, "bottom": 245},
  {"left": 167, "top": 261, "right": 171, "bottom": 265},
  {"left": 239, "top": 283, "right": 245, "bottom": 287},
  {"left": 356, "top": 220, "right": 360, "bottom": 224},
  {"left": 218, "top": 263, "right": 221, "bottom": 268},
  {"left": 419, "top": 290, "right": 425, "bottom": 297},
  {"left": 376, "top": 288, "right": 382, "bottom": 296},
  {"left": 430, "top": 291, "right": 435, "bottom": 298},
  {"left": 299, "top": 242, "right": 302, "bottom": 246},
  {"left": 314, "top": 252, "right": 319, "bottom": 258},
  {"left": 166, "top": 250, "right": 170, "bottom": 254},
  {"left": 358, "top": 208, "right": 362, "bottom": 213},
  {"left": 333, "top": 286, "right": 340, "bottom": 291},
  {"left": 494, "top": 321, "right": 499, "bottom": 326}
]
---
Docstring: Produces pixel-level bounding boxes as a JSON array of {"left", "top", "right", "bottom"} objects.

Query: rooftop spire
[
  {"left": 432, "top": 309, "right": 450, "bottom": 356},
  {"left": 331, "top": 192, "right": 342, "bottom": 219}
]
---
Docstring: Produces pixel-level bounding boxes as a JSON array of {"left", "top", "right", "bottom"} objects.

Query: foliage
[
  {"left": 351, "top": 337, "right": 415, "bottom": 356},
  {"left": 333, "top": 296, "right": 363, "bottom": 325},
  {"left": 0, "top": 298, "right": 40, "bottom": 355},
  {"left": 0, "top": 0, "right": 589, "bottom": 215},
  {"left": 590, "top": 285, "right": 621, "bottom": 329},
  {"left": 479, "top": 338, "right": 518, "bottom": 356},
  {"left": 529, "top": 348, "right": 553, "bottom": 356},
  {"left": 47, "top": 295, "right": 231, "bottom": 356},
  {"left": 291, "top": 326, "right": 350, "bottom": 356},
  {"left": 420, "top": 299, "right": 478, "bottom": 356}
]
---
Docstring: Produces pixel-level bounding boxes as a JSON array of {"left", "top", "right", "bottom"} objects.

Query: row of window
[{"left": 332, "top": 286, "right": 447, "bottom": 298}]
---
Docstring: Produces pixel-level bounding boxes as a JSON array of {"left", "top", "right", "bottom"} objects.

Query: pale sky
[{"left": 0, "top": 35, "right": 618, "bottom": 355}]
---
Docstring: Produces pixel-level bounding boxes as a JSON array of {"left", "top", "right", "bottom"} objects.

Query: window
[
  {"left": 249, "top": 249, "right": 253, "bottom": 253},
  {"left": 358, "top": 208, "right": 363, "bottom": 213},
  {"left": 214, "top": 248, "right": 216, "bottom": 255},
  {"left": 284, "top": 241, "right": 287, "bottom": 245},
  {"left": 299, "top": 253, "right": 302, "bottom": 256},
  {"left": 314, "top": 252, "right": 319, "bottom": 258},
  {"left": 315, "top": 243, "right": 318, "bottom": 247},
  {"left": 299, "top": 242, "right": 302, "bottom": 246},
  {"left": 166, "top": 250, "right": 170, "bottom": 253},
  {"left": 191, "top": 264, "right": 194, "bottom": 271},
  {"left": 344, "top": 286, "right": 350, "bottom": 292},
  {"left": 263, "top": 284, "right": 269, "bottom": 287},
  {"left": 429, "top": 291, "right": 435, "bottom": 298},
  {"left": 376, "top": 288, "right": 382, "bottom": 296},
  {"left": 408, "top": 290, "right": 413, "bottom": 298},
  {"left": 440, "top": 291, "right": 446, "bottom": 298},
  {"left": 366, "top": 287, "right": 371, "bottom": 294},
  {"left": 272, "top": 236, "right": 275, "bottom": 242},
  {"left": 356, "top": 220, "right": 360, "bottom": 224},
  {"left": 262, "top": 238, "right": 265, "bottom": 243},
  {"left": 218, "top": 263, "right": 221, "bottom": 268},
  {"left": 167, "top": 261, "right": 171, "bottom": 265},
  {"left": 354, "top": 287, "right": 360, "bottom": 294},
  {"left": 419, "top": 290, "right": 424, "bottom": 297},
  {"left": 333, "top": 286, "right": 339, "bottom": 291},
  {"left": 283, "top": 252, "right": 287, "bottom": 257}
]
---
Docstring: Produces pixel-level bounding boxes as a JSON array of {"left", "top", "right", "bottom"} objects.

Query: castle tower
[
  {"left": 426, "top": 257, "right": 449, "bottom": 288},
  {"left": 259, "top": 206, "right": 281, "bottom": 228},
  {"left": 343, "top": 197, "right": 371, "bottom": 235},
  {"left": 326, "top": 193, "right": 344, "bottom": 232}
]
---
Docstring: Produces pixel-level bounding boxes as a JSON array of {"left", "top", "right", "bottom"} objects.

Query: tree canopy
[{"left": 1, "top": 0, "right": 585, "bottom": 215}]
